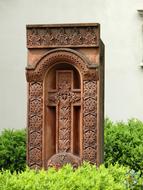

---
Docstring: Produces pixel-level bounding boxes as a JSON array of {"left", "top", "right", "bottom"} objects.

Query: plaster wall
[{"left": 0, "top": 0, "right": 143, "bottom": 130}]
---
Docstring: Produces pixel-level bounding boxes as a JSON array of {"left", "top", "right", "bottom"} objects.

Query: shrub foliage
[
  {"left": 0, "top": 129, "right": 26, "bottom": 172},
  {"left": 1, "top": 119, "right": 143, "bottom": 174},
  {"left": 0, "top": 120, "right": 143, "bottom": 189},
  {"left": 0, "top": 163, "right": 142, "bottom": 190},
  {"left": 104, "top": 118, "right": 143, "bottom": 172}
]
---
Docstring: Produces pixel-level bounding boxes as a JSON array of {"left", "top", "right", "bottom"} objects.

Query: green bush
[
  {"left": 104, "top": 118, "right": 143, "bottom": 172},
  {"left": 1, "top": 118, "right": 143, "bottom": 174},
  {"left": 0, "top": 163, "right": 142, "bottom": 190},
  {"left": 0, "top": 129, "right": 26, "bottom": 172}
]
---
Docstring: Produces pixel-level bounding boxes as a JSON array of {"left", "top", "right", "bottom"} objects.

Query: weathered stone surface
[{"left": 26, "top": 23, "right": 104, "bottom": 169}]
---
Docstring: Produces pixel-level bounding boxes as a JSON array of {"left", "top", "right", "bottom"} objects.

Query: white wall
[{"left": 0, "top": 0, "right": 143, "bottom": 131}]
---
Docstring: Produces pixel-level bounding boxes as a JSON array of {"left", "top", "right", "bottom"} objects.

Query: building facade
[{"left": 0, "top": 0, "right": 143, "bottom": 131}]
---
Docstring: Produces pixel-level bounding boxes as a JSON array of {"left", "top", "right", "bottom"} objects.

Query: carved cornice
[{"left": 26, "top": 23, "right": 100, "bottom": 48}]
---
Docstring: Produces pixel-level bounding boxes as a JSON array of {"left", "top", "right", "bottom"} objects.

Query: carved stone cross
[
  {"left": 47, "top": 70, "right": 81, "bottom": 153},
  {"left": 26, "top": 23, "right": 104, "bottom": 169}
]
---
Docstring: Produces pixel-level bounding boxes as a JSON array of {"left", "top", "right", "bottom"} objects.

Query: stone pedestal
[{"left": 26, "top": 23, "right": 104, "bottom": 169}]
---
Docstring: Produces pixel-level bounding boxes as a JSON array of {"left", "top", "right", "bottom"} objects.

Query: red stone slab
[{"left": 26, "top": 23, "right": 104, "bottom": 169}]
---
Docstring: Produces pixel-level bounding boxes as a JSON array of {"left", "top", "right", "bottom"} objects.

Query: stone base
[{"left": 47, "top": 153, "right": 82, "bottom": 169}]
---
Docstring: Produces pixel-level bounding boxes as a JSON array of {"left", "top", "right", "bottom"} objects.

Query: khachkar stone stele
[{"left": 26, "top": 23, "right": 104, "bottom": 169}]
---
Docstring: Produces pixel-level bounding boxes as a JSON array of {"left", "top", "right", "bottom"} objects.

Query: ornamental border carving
[
  {"left": 83, "top": 80, "right": 98, "bottom": 163},
  {"left": 27, "top": 82, "right": 43, "bottom": 169},
  {"left": 27, "top": 24, "right": 99, "bottom": 48}
]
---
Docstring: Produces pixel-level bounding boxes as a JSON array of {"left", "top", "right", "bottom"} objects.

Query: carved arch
[{"left": 26, "top": 48, "right": 92, "bottom": 82}]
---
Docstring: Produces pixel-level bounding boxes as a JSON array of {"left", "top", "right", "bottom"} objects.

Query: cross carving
[{"left": 47, "top": 70, "right": 81, "bottom": 153}]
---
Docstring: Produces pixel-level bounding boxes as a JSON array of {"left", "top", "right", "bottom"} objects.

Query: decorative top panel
[{"left": 26, "top": 23, "right": 100, "bottom": 48}]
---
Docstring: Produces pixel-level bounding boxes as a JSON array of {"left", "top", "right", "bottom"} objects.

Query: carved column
[
  {"left": 27, "top": 82, "right": 43, "bottom": 169},
  {"left": 83, "top": 79, "right": 97, "bottom": 163}
]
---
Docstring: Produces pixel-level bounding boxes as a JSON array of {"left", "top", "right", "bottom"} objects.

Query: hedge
[
  {"left": 104, "top": 118, "right": 143, "bottom": 172},
  {"left": 0, "top": 129, "right": 26, "bottom": 172},
  {"left": 1, "top": 118, "right": 143, "bottom": 173},
  {"left": 0, "top": 163, "right": 142, "bottom": 190}
]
